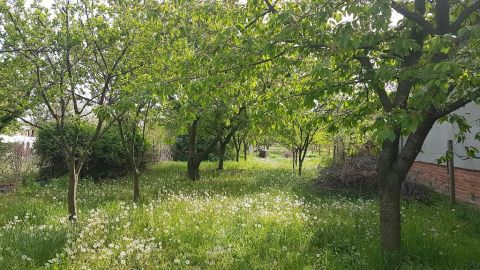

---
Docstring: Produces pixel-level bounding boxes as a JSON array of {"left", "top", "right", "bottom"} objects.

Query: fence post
[{"left": 448, "top": 140, "right": 455, "bottom": 204}]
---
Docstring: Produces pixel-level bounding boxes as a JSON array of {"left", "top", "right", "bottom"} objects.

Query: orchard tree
[
  {"left": 0, "top": 1, "right": 35, "bottom": 133},
  {"left": 2, "top": 0, "right": 146, "bottom": 221},
  {"left": 183, "top": 82, "right": 251, "bottom": 179},
  {"left": 276, "top": 99, "right": 323, "bottom": 176},
  {"left": 290, "top": 115, "right": 320, "bottom": 176},
  {"left": 232, "top": 125, "right": 250, "bottom": 162},
  {"left": 0, "top": 57, "right": 31, "bottom": 132},
  {"left": 116, "top": 98, "right": 155, "bottom": 203},
  {"left": 112, "top": 0, "right": 181, "bottom": 203},
  {"left": 165, "top": 0, "right": 277, "bottom": 180},
  {"left": 211, "top": 105, "right": 247, "bottom": 171},
  {"left": 263, "top": 0, "right": 480, "bottom": 261},
  {"left": 339, "top": 0, "right": 480, "bottom": 255}
]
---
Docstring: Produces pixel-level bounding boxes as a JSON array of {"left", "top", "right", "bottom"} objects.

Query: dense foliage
[
  {"left": 35, "top": 123, "right": 146, "bottom": 181},
  {"left": 1, "top": 0, "right": 480, "bottom": 266}
]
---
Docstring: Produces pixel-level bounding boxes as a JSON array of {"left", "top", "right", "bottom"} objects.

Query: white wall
[
  {"left": 414, "top": 102, "right": 480, "bottom": 171},
  {"left": 0, "top": 134, "right": 36, "bottom": 148}
]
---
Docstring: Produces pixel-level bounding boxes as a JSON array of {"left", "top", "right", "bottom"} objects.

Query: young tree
[
  {"left": 216, "top": 125, "right": 238, "bottom": 170},
  {"left": 276, "top": 102, "right": 321, "bottom": 176},
  {"left": 116, "top": 100, "right": 153, "bottom": 203},
  {"left": 111, "top": 0, "right": 178, "bottom": 203},
  {"left": 2, "top": 0, "right": 143, "bottom": 221},
  {"left": 232, "top": 129, "right": 249, "bottom": 162}
]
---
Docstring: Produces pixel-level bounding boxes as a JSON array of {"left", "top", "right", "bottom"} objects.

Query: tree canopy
[{"left": 1, "top": 0, "right": 479, "bottom": 264}]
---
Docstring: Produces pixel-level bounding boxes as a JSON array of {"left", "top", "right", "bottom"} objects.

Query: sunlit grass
[{"left": 1, "top": 156, "right": 479, "bottom": 269}]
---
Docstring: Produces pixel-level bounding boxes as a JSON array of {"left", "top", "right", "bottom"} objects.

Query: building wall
[
  {"left": 407, "top": 102, "right": 480, "bottom": 206},
  {"left": 410, "top": 162, "right": 480, "bottom": 207},
  {"left": 414, "top": 102, "right": 480, "bottom": 170}
]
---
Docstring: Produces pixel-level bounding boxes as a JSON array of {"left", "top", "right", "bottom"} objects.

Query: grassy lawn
[{"left": 1, "top": 157, "right": 480, "bottom": 269}]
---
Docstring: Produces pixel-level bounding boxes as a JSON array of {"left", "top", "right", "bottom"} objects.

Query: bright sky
[
  {"left": 391, "top": 10, "right": 403, "bottom": 26},
  {"left": 30, "top": 0, "right": 404, "bottom": 27}
]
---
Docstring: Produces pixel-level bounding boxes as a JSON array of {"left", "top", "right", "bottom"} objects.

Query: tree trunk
[
  {"left": 333, "top": 139, "right": 337, "bottom": 165},
  {"left": 233, "top": 135, "right": 242, "bottom": 162},
  {"left": 376, "top": 135, "right": 402, "bottom": 259},
  {"left": 292, "top": 148, "right": 296, "bottom": 171},
  {"left": 235, "top": 142, "right": 240, "bottom": 162},
  {"left": 218, "top": 142, "right": 226, "bottom": 170},
  {"left": 187, "top": 119, "right": 200, "bottom": 181},
  {"left": 67, "top": 160, "right": 80, "bottom": 222},
  {"left": 376, "top": 115, "right": 435, "bottom": 262},
  {"left": 298, "top": 147, "right": 306, "bottom": 176},
  {"left": 188, "top": 159, "right": 200, "bottom": 181},
  {"left": 298, "top": 159, "right": 303, "bottom": 176},
  {"left": 379, "top": 177, "right": 402, "bottom": 253},
  {"left": 243, "top": 141, "right": 248, "bottom": 161},
  {"left": 133, "top": 169, "right": 140, "bottom": 203}
]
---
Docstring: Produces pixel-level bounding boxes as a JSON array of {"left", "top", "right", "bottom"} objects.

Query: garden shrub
[{"left": 34, "top": 122, "right": 148, "bottom": 182}]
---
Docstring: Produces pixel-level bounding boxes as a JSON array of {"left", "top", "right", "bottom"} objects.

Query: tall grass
[{"left": 0, "top": 157, "right": 479, "bottom": 269}]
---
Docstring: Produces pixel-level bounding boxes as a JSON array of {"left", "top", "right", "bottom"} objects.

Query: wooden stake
[{"left": 448, "top": 140, "right": 455, "bottom": 204}]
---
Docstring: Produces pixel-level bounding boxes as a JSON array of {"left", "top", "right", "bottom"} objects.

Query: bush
[{"left": 34, "top": 122, "right": 147, "bottom": 182}]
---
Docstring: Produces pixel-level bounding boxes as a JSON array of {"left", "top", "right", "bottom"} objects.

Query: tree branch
[
  {"left": 356, "top": 56, "right": 393, "bottom": 112},
  {"left": 451, "top": 1, "right": 480, "bottom": 33},
  {"left": 391, "top": 1, "right": 435, "bottom": 34},
  {"left": 435, "top": 91, "right": 479, "bottom": 118},
  {"left": 263, "top": 0, "right": 277, "bottom": 13}
]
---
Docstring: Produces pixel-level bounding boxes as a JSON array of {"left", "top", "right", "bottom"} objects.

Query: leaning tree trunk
[{"left": 217, "top": 142, "right": 226, "bottom": 170}]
